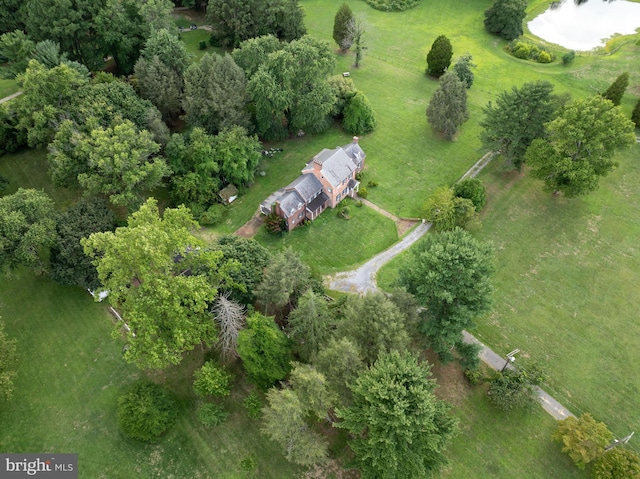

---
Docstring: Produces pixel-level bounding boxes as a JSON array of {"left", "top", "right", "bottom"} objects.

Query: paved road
[
  {"left": 0, "top": 91, "right": 22, "bottom": 104},
  {"left": 325, "top": 220, "right": 431, "bottom": 293}
]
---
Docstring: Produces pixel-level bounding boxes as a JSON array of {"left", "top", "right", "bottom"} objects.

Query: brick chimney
[{"left": 353, "top": 136, "right": 359, "bottom": 144}]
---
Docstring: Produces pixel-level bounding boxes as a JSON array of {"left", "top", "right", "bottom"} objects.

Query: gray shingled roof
[
  {"left": 341, "top": 142, "right": 366, "bottom": 167},
  {"left": 279, "top": 190, "right": 305, "bottom": 217},
  {"left": 286, "top": 173, "right": 323, "bottom": 202},
  {"left": 309, "top": 147, "right": 358, "bottom": 188}
]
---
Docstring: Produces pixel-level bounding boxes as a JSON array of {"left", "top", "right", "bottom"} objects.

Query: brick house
[{"left": 260, "top": 137, "right": 366, "bottom": 231}]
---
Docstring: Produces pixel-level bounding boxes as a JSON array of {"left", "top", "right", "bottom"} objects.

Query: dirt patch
[
  {"left": 396, "top": 218, "right": 419, "bottom": 236},
  {"left": 304, "top": 459, "right": 360, "bottom": 479},
  {"left": 235, "top": 212, "right": 263, "bottom": 238},
  {"left": 422, "top": 349, "right": 472, "bottom": 407}
]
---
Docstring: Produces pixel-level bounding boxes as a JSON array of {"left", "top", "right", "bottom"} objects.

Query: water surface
[{"left": 528, "top": 0, "right": 640, "bottom": 50}]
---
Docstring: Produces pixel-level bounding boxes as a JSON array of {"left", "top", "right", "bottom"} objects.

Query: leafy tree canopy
[
  {"left": 593, "top": 447, "right": 640, "bottom": 479},
  {"left": 336, "top": 350, "right": 459, "bottom": 479},
  {"left": 480, "top": 80, "right": 558, "bottom": 171},
  {"left": 237, "top": 311, "right": 292, "bottom": 389},
  {"left": 552, "top": 413, "right": 614, "bottom": 469},
  {"left": 83, "top": 199, "right": 232, "bottom": 369},
  {"left": 398, "top": 228, "right": 493, "bottom": 360},
  {"left": 0, "top": 188, "right": 56, "bottom": 275},
  {"left": 50, "top": 197, "right": 117, "bottom": 290},
  {"left": 484, "top": 0, "right": 527, "bottom": 41},
  {"left": 526, "top": 95, "right": 636, "bottom": 197}
]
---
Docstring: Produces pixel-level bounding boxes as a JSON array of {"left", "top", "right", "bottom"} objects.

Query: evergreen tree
[
  {"left": 135, "top": 55, "right": 182, "bottom": 122},
  {"left": 426, "top": 71, "right": 469, "bottom": 140},
  {"left": 288, "top": 290, "right": 333, "bottom": 362},
  {"left": 452, "top": 52, "right": 476, "bottom": 88},
  {"left": 183, "top": 53, "right": 250, "bottom": 135},
  {"left": 601, "top": 72, "right": 629, "bottom": 106},
  {"left": 484, "top": 0, "right": 527, "bottom": 41},
  {"left": 342, "top": 91, "right": 376, "bottom": 135},
  {"left": 333, "top": 3, "right": 354, "bottom": 52},
  {"left": 426, "top": 35, "right": 453, "bottom": 78}
]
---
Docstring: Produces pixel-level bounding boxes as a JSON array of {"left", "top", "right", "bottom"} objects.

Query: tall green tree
[
  {"left": 484, "top": 0, "right": 527, "bottom": 41},
  {"left": 336, "top": 292, "right": 410, "bottom": 365},
  {"left": 312, "top": 337, "right": 364, "bottom": 407},
  {"left": 248, "top": 35, "right": 336, "bottom": 140},
  {"left": 452, "top": 52, "right": 476, "bottom": 88},
  {"left": 289, "top": 363, "right": 336, "bottom": 419},
  {"left": 526, "top": 96, "right": 636, "bottom": 197},
  {"left": 83, "top": 199, "right": 230, "bottom": 369},
  {"left": 215, "top": 126, "right": 262, "bottom": 188},
  {"left": 335, "top": 350, "right": 459, "bottom": 479},
  {"left": 288, "top": 290, "right": 333, "bottom": 362},
  {"left": 480, "top": 81, "right": 558, "bottom": 171},
  {"left": 134, "top": 55, "right": 183, "bottom": 122},
  {"left": 0, "top": 188, "right": 56, "bottom": 275},
  {"left": 0, "top": 0, "right": 25, "bottom": 34},
  {"left": 255, "top": 248, "right": 312, "bottom": 315},
  {"left": 15, "top": 60, "right": 88, "bottom": 148},
  {"left": 50, "top": 197, "right": 117, "bottom": 290},
  {"left": 398, "top": 228, "right": 493, "bottom": 360},
  {"left": 0, "top": 320, "right": 18, "bottom": 401},
  {"left": 217, "top": 235, "right": 271, "bottom": 306},
  {"left": 140, "top": 28, "right": 192, "bottom": 77},
  {"left": 75, "top": 121, "right": 169, "bottom": 211},
  {"left": 601, "top": 72, "right": 629, "bottom": 106},
  {"left": 342, "top": 91, "right": 377, "bottom": 135},
  {"left": 94, "top": 0, "right": 147, "bottom": 75},
  {"left": 165, "top": 128, "right": 221, "bottom": 209},
  {"left": 426, "top": 35, "right": 453, "bottom": 77},
  {"left": 232, "top": 34, "right": 282, "bottom": 78},
  {"left": 23, "top": 0, "right": 106, "bottom": 69},
  {"left": 333, "top": 3, "right": 354, "bottom": 52},
  {"left": 426, "top": 71, "right": 469, "bottom": 140},
  {"left": 552, "top": 413, "right": 614, "bottom": 469},
  {"left": 237, "top": 312, "right": 292, "bottom": 389},
  {"left": 206, "top": 0, "right": 306, "bottom": 48},
  {"left": 261, "top": 388, "right": 328, "bottom": 465},
  {"left": 0, "top": 30, "right": 35, "bottom": 79},
  {"left": 139, "top": 0, "right": 175, "bottom": 35},
  {"left": 183, "top": 53, "right": 250, "bottom": 135}
]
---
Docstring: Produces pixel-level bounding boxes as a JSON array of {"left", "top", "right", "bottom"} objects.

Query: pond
[{"left": 528, "top": 0, "right": 640, "bottom": 51}]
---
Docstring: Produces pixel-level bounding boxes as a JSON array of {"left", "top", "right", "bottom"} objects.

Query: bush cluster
[
  {"left": 197, "top": 402, "right": 229, "bottom": 426},
  {"left": 506, "top": 40, "right": 555, "bottom": 64},
  {"left": 365, "top": 0, "right": 421, "bottom": 11},
  {"left": 117, "top": 382, "right": 177, "bottom": 442}
]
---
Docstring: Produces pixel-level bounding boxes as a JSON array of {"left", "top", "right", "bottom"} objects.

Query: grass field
[
  {"left": 0, "top": 77, "right": 19, "bottom": 99},
  {"left": 254, "top": 197, "right": 398, "bottom": 275}
]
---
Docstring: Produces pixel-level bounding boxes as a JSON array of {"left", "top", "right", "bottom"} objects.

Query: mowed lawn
[
  {"left": 472, "top": 145, "right": 640, "bottom": 442},
  {"left": 0, "top": 272, "right": 303, "bottom": 478},
  {"left": 254, "top": 197, "right": 398, "bottom": 275}
]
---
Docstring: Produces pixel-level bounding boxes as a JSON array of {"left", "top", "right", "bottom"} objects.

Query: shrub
[
  {"left": 365, "top": 0, "right": 421, "bottom": 11},
  {"left": 244, "top": 391, "right": 263, "bottom": 419},
  {"left": 264, "top": 212, "right": 285, "bottom": 234},
  {"left": 358, "top": 186, "right": 368, "bottom": 198},
  {"left": 337, "top": 204, "right": 351, "bottom": 219},
  {"left": 199, "top": 40, "right": 207, "bottom": 50},
  {"left": 199, "top": 203, "right": 225, "bottom": 226},
  {"left": 117, "top": 382, "right": 177, "bottom": 442},
  {"left": 562, "top": 51, "right": 576, "bottom": 65},
  {"left": 0, "top": 174, "right": 9, "bottom": 191},
  {"left": 367, "top": 180, "right": 378, "bottom": 187},
  {"left": 328, "top": 74, "right": 357, "bottom": 117},
  {"left": 197, "top": 402, "right": 229, "bottom": 426},
  {"left": 454, "top": 178, "right": 487, "bottom": 210},
  {"left": 537, "top": 51, "right": 552, "bottom": 63},
  {"left": 193, "top": 360, "right": 233, "bottom": 398},
  {"left": 355, "top": 200, "right": 363, "bottom": 207},
  {"left": 342, "top": 91, "right": 377, "bottom": 135}
]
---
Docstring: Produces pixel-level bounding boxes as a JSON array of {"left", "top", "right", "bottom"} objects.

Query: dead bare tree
[{"left": 212, "top": 293, "right": 246, "bottom": 362}]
